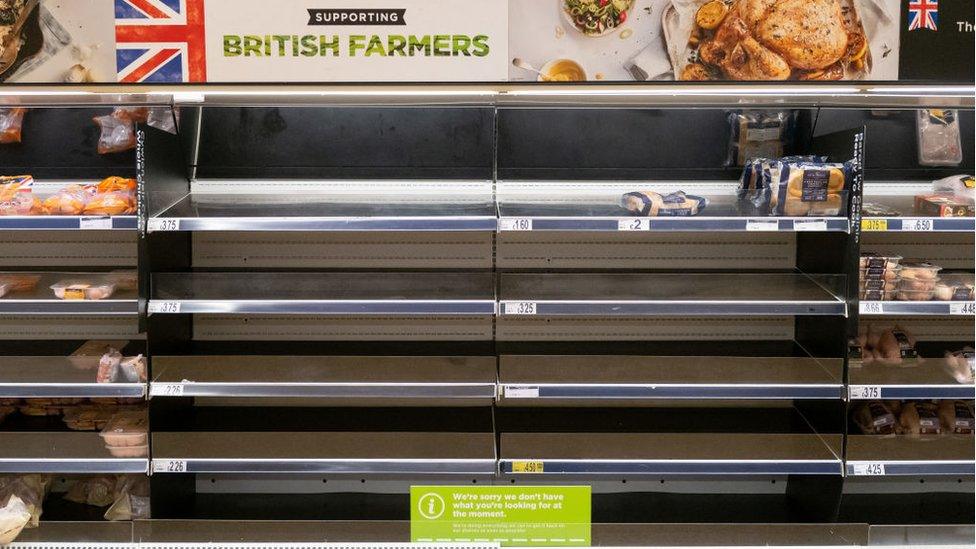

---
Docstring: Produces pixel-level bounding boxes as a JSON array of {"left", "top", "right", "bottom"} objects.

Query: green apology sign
[{"left": 410, "top": 485, "right": 591, "bottom": 546}]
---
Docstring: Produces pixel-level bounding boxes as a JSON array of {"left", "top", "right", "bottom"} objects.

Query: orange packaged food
[
  {"left": 96, "top": 176, "right": 136, "bottom": 194},
  {"left": 0, "top": 108, "right": 26, "bottom": 144},
  {"left": 42, "top": 185, "right": 92, "bottom": 215},
  {"left": 0, "top": 175, "right": 33, "bottom": 201},
  {"left": 84, "top": 192, "right": 134, "bottom": 216}
]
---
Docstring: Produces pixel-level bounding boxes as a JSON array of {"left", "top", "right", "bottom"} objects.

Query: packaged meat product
[
  {"left": 71, "top": 340, "right": 131, "bottom": 357},
  {"left": 41, "top": 185, "right": 91, "bottom": 215},
  {"left": 853, "top": 401, "right": 897, "bottom": 435},
  {"left": 0, "top": 494, "right": 31, "bottom": 544},
  {"left": 50, "top": 280, "right": 117, "bottom": 300},
  {"left": 621, "top": 190, "right": 708, "bottom": 216},
  {"left": 859, "top": 266, "right": 900, "bottom": 281},
  {"left": 0, "top": 175, "right": 35, "bottom": 216},
  {"left": 93, "top": 113, "right": 136, "bottom": 155},
  {"left": 725, "top": 111, "right": 792, "bottom": 166},
  {"left": 859, "top": 253, "right": 902, "bottom": 271},
  {"left": 897, "top": 277, "right": 940, "bottom": 292},
  {"left": 899, "top": 262, "right": 942, "bottom": 281},
  {"left": 0, "top": 475, "right": 50, "bottom": 529},
  {"left": 931, "top": 174, "right": 975, "bottom": 202},
  {"left": 96, "top": 349, "right": 122, "bottom": 384},
  {"left": 895, "top": 288, "right": 935, "bottom": 302},
  {"left": 106, "top": 272, "right": 137, "bottom": 291},
  {"left": 875, "top": 327, "right": 917, "bottom": 361},
  {"left": 917, "top": 109, "right": 963, "bottom": 166},
  {"left": 0, "top": 275, "right": 39, "bottom": 293},
  {"left": 112, "top": 107, "right": 149, "bottom": 124},
  {"left": 100, "top": 410, "right": 148, "bottom": 447},
  {"left": 914, "top": 194, "right": 974, "bottom": 218},
  {"left": 933, "top": 273, "right": 975, "bottom": 301},
  {"left": 938, "top": 400, "right": 975, "bottom": 434},
  {"left": 861, "top": 202, "right": 901, "bottom": 217},
  {"left": 859, "top": 289, "right": 893, "bottom": 302},
  {"left": 63, "top": 476, "right": 115, "bottom": 507},
  {"left": 83, "top": 192, "right": 134, "bottom": 216},
  {"left": 943, "top": 348, "right": 975, "bottom": 384},
  {"left": 770, "top": 160, "right": 848, "bottom": 217},
  {"left": 0, "top": 108, "right": 26, "bottom": 144},
  {"left": 96, "top": 176, "right": 136, "bottom": 194},
  {"left": 859, "top": 279, "right": 897, "bottom": 293},
  {"left": 105, "top": 444, "right": 148, "bottom": 458},
  {"left": 899, "top": 401, "right": 941, "bottom": 435},
  {"left": 117, "top": 355, "right": 147, "bottom": 383}
]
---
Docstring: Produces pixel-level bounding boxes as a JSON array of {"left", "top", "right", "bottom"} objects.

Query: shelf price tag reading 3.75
[
  {"left": 148, "top": 301, "right": 181, "bottom": 314},
  {"left": 147, "top": 218, "right": 179, "bottom": 232},
  {"left": 505, "top": 302, "right": 537, "bottom": 315},
  {"left": 849, "top": 385, "right": 881, "bottom": 399},
  {"left": 860, "top": 219, "right": 888, "bottom": 232}
]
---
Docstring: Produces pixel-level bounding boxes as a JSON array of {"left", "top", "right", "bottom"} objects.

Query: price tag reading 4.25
[
  {"left": 148, "top": 301, "right": 181, "bottom": 314},
  {"left": 849, "top": 385, "right": 882, "bottom": 400},
  {"left": 504, "top": 302, "right": 537, "bottom": 315},
  {"left": 900, "top": 218, "right": 934, "bottom": 232},
  {"left": 512, "top": 460, "right": 544, "bottom": 474},
  {"left": 852, "top": 462, "right": 886, "bottom": 476},
  {"left": 153, "top": 459, "right": 187, "bottom": 473},
  {"left": 618, "top": 218, "right": 649, "bottom": 231},
  {"left": 950, "top": 302, "right": 976, "bottom": 316}
]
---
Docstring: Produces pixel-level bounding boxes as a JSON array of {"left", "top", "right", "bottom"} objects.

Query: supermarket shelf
[
  {"left": 499, "top": 215, "right": 849, "bottom": 233},
  {"left": 846, "top": 435, "right": 976, "bottom": 476},
  {"left": 0, "top": 356, "right": 145, "bottom": 398},
  {"left": 498, "top": 355, "right": 844, "bottom": 403},
  {"left": 0, "top": 215, "right": 136, "bottom": 230},
  {"left": 0, "top": 432, "right": 148, "bottom": 473},
  {"left": 499, "top": 433, "right": 844, "bottom": 476},
  {"left": 868, "top": 525, "right": 976, "bottom": 546},
  {"left": 152, "top": 431, "right": 497, "bottom": 475},
  {"left": 0, "top": 272, "right": 138, "bottom": 316},
  {"left": 150, "top": 355, "right": 496, "bottom": 404},
  {"left": 862, "top": 216, "right": 975, "bottom": 233},
  {"left": 499, "top": 273, "right": 846, "bottom": 316},
  {"left": 859, "top": 301, "right": 976, "bottom": 316},
  {"left": 149, "top": 272, "right": 496, "bottom": 315},
  {"left": 848, "top": 358, "right": 975, "bottom": 400},
  {"left": 10, "top": 521, "right": 134, "bottom": 544},
  {"left": 149, "top": 191, "right": 497, "bottom": 232}
]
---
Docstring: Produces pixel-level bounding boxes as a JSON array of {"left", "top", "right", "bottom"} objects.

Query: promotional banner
[
  {"left": 0, "top": 0, "right": 971, "bottom": 83},
  {"left": 410, "top": 485, "right": 591, "bottom": 547}
]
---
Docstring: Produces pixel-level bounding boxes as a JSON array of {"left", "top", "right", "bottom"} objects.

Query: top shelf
[{"left": 2, "top": 84, "right": 973, "bottom": 108}]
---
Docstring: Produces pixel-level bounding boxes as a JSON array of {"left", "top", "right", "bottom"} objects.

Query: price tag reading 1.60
[{"left": 500, "top": 218, "right": 533, "bottom": 231}]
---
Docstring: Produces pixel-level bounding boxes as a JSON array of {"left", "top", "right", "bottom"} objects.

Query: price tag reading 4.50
[
  {"left": 849, "top": 385, "right": 882, "bottom": 400},
  {"left": 153, "top": 459, "right": 187, "bottom": 473},
  {"left": 900, "top": 218, "right": 934, "bottom": 232},
  {"left": 852, "top": 462, "right": 886, "bottom": 476},
  {"left": 505, "top": 302, "right": 537, "bottom": 315},
  {"left": 618, "top": 218, "right": 649, "bottom": 231},
  {"left": 512, "top": 460, "right": 544, "bottom": 474}
]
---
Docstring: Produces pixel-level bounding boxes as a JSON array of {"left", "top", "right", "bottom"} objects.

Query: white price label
[
  {"left": 851, "top": 462, "right": 886, "bottom": 476},
  {"left": 147, "top": 218, "right": 179, "bottom": 232},
  {"left": 148, "top": 301, "right": 181, "bottom": 314},
  {"left": 793, "top": 219, "right": 828, "bottom": 231},
  {"left": 746, "top": 219, "right": 779, "bottom": 231},
  {"left": 900, "top": 218, "right": 934, "bottom": 232},
  {"left": 617, "top": 218, "right": 649, "bottom": 231},
  {"left": 152, "top": 383, "right": 185, "bottom": 397},
  {"left": 849, "top": 385, "right": 882, "bottom": 400},
  {"left": 79, "top": 216, "right": 113, "bottom": 229},
  {"left": 504, "top": 302, "right": 537, "bottom": 315},
  {"left": 950, "top": 302, "right": 976, "bottom": 316},
  {"left": 499, "top": 218, "right": 533, "bottom": 231},
  {"left": 153, "top": 459, "right": 188, "bottom": 473},
  {"left": 504, "top": 386, "right": 540, "bottom": 398},
  {"left": 859, "top": 301, "right": 884, "bottom": 315}
]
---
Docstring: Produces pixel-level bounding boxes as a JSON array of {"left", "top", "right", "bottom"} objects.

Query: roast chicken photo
[{"left": 673, "top": 0, "right": 870, "bottom": 80}]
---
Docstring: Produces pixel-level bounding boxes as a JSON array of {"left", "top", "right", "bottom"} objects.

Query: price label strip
[
  {"left": 504, "top": 302, "right": 537, "bottom": 315},
  {"left": 511, "top": 460, "right": 545, "bottom": 474},
  {"left": 849, "top": 385, "right": 882, "bottom": 400},
  {"left": 860, "top": 219, "right": 888, "bottom": 232},
  {"left": 850, "top": 462, "right": 886, "bottom": 476},
  {"left": 148, "top": 301, "right": 182, "bottom": 314},
  {"left": 499, "top": 218, "right": 533, "bottom": 231},
  {"left": 80, "top": 216, "right": 113, "bottom": 230},
  {"left": 793, "top": 219, "right": 828, "bottom": 232},
  {"left": 900, "top": 218, "right": 934, "bottom": 232},
  {"left": 859, "top": 302, "right": 884, "bottom": 315},
  {"left": 746, "top": 219, "right": 779, "bottom": 232},
  {"left": 617, "top": 218, "right": 649, "bottom": 231},
  {"left": 503, "top": 385, "right": 540, "bottom": 398},
  {"left": 153, "top": 459, "right": 188, "bottom": 473}
]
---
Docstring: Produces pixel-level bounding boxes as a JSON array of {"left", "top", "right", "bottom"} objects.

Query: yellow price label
[
  {"left": 512, "top": 460, "right": 544, "bottom": 473},
  {"left": 861, "top": 219, "right": 888, "bottom": 232}
]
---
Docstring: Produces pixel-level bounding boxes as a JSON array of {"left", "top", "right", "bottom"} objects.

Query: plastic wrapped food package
[
  {"left": 63, "top": 476, "right": 116, "bottom": 507},
  {"left": 147, "top": 106, "right": 179, "bottom": 134},
  {"left": 0, "top": 108, "right": 26, "bottom": 144},
  {"left": 96, "top": 349, "right": 122, "bottom": 384},
  {"left": 934, "top": 273, "right": 975, "bottom": 301},
  {"left": 931, "top": 175, "right": 975, "bottom": 202},
  {"left": 939, "top": 400, "right": 975, "bottom": 434},
  {"left": 83, "top": 191, "right": 134, "bottom": 216},
  {"left": 914, "top": 194, "right": 974, "bottom": 218},
  {"left": 112, "top": 107, "right": 149, "bottom": 123},
  {"left": 100, "top": 410, "right": 149, "bottom": 447},
  {"left": 859, "top": 325, "right": 917, "bottom": 364},
  {"left": 899, "top": 262, "right": 942, "bottom": 281},
  {"left": 771, "top": 161, "right": 847, "bottom": 217},
  {"left": 897, "top": 277, "right": 940, "bottom": 292},
  {"left": 859, "top": 253, "right": 902, "bottom": 271},
  {"left": 853, "top": 401, "right": 897, "bottom": 435},
  {"left": 917, "top": 109, "right": 962, "bottom": 167},
  {"left": 726, "top": 111, "right": 792, "bottom": 166},
  {"left": 861, "top": 202, "right": 901, "bottom": 217},
  {"left": 96, "top": 176, "right": 136, "bottom": 194},
  {"left": 621, "top": 190, "right": 708, "bottom": 216},
  {"left": 944, "top": 348, "right": 975, "bottom": 384},
  {"left": 899, "top": 401, "right": 942, "bottom": 435},
  {"left": 0, "top": 494, "right": 31, "bottom": 544},
  {"left": 104, "top": 475, "right": 150, "bottom": 521},
  {"left": 117, "top": 355, "right": 147, "bottom": 383},
  {"left": 50, "top": 280, "right": 117, "bottom": 300},
  {"left": 42, "top": 184, "right": 92, "bottom": 215},
  {"left": 93, "top": 113, "right": 136, "bottom": 155},
  {"left": 0, "top": 476, "right": 50, "bottom": 529},
  {"left": 0, "top": 175, "right": 35, "bottom": 216}
]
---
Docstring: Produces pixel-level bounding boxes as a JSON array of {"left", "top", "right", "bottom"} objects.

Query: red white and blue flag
[
  {"left": 907, "top": 0, "right": 938, "bottom": 31},
  {"left": 114, "top": 0, "right": 207, "bottom": 83}
]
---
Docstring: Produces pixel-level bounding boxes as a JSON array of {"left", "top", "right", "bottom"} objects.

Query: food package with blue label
[
  {"left": 737, "top": 155, "right": 828, "bottom": 214},
  {"left": 769, "top": 160, "right": 849, "bottom": 217},
  {"left": 621, "top": 190, "right": 708, "bottom": 216}
]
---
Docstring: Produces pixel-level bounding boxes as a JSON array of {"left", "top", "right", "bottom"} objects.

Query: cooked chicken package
[
  {"left": 853, "top": 400, "right": 896, "bottom": 435},
  {"left": 899, "top": 401, "right": 942, "bottom": 435},
  {"left": 938, "top": 400, "right": 975, "bottom": 435},
  {"left": 621, "top": 190, "right": 708, "bottom": 216}
]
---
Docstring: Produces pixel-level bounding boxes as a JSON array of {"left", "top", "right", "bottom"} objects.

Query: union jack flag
[
  {"left": 114, "top": 0, "right": 207, "bottom": 83},
  {"left": 907, "top": 0, "right": 938, "bottom": 31}
]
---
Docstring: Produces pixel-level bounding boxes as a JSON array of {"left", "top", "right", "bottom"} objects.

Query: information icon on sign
[{"left": 417, "top": 492, "right": 445, "bottom": 520}]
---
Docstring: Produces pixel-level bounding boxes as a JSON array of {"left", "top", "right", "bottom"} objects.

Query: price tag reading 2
[
  {"left": 154, "top": 459, "right": 187, "bottom": 473},
  {"left": 618, "top": 218, "right": 649, "bottom": 231},
  {"left": 505, "top": 302, "right": 537, "bottom": 315}
]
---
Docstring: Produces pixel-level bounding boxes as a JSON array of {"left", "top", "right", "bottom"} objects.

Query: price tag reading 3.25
[{"left": 504, "top": 302, "right": 537, "bottom": 315}]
